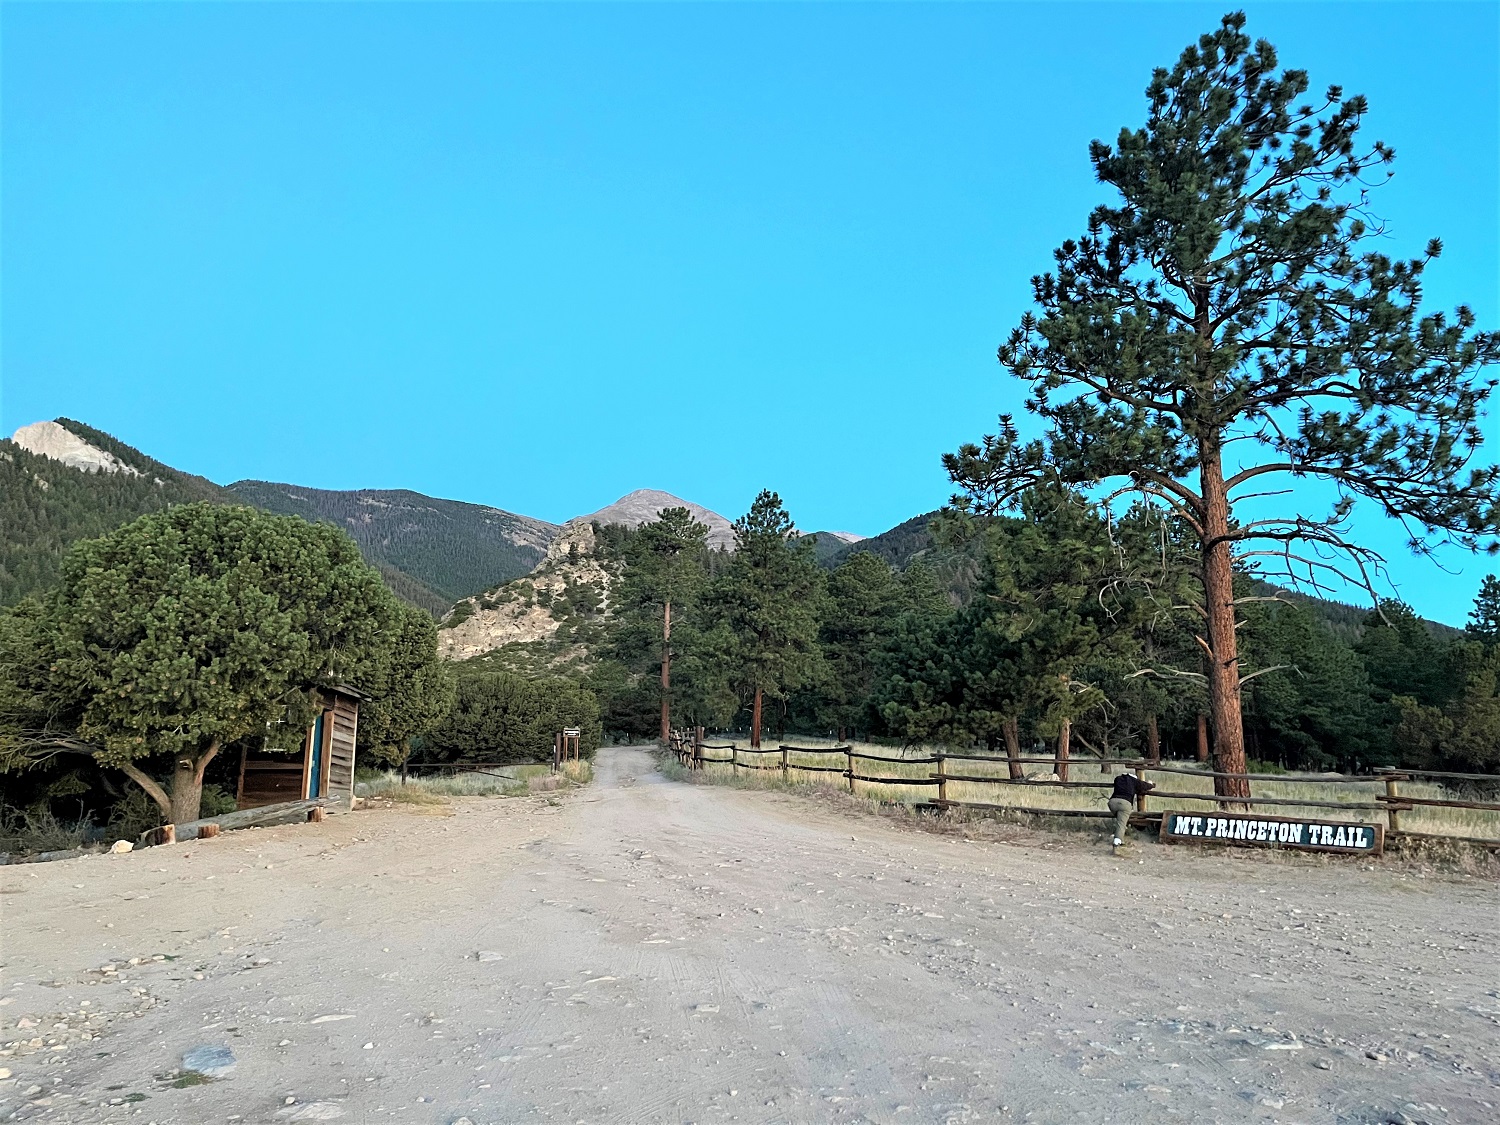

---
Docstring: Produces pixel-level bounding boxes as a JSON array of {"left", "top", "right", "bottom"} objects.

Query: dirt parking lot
[{"left": 2, "top": 747, "right": 1496, "bottom": 1124}]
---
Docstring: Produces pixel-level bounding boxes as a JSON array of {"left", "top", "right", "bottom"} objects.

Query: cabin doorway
[{"left": 307, "top": 711, "right": 326, "bottom": 799}]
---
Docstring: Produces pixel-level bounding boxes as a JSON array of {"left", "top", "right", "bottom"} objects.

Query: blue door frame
[{"left": 307, "top": 711, "right": 326, "bottom": 799}]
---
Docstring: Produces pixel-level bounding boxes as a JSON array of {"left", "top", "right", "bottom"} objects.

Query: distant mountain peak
[
  {"left": 571, "top": 489, "right": 736, "bottom": 550},
  {"left": 10, "top": 420, "right": 142, "bottom": 476}
]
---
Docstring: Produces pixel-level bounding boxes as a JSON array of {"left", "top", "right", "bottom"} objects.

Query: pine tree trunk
[
  {"left": 1056, "top": 717, "right": 1071, "bottom": 783},
  {"left": 1145, "top": 713, "right": 1161, "bottom": 766},
  {"left": 169, "top": 740, "right": 221, "bottom": 824},
  {"left": 1199, "top": 438, "right": 1251, "bottom": 801},
  {"left": 659, "top": 600, "right": 672, "bottom": 747},
  {"left": 1196, "top": 712, "right": 1209, "bottom": 762},
  {"left": 1003, "top": 716, "right": 1023, "bottom": 780},
  {"left": 751, "top": 686, "right": 763, "bottom": 750}
]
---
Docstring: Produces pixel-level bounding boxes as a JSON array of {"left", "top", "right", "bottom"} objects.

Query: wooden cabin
[{"left": 236, "top": 686, "right": 364, "bottom": 810}]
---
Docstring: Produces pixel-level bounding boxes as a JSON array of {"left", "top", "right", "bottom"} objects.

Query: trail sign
[
  {"left": 563, "top": 728, "right": 581, "bottom": 738},
  {"left": 1160, "top": 811, "right": 1383, "bottom": 856}
]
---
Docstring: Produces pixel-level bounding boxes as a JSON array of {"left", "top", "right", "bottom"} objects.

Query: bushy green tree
[
  {"left": 0, "top": 503, "right": 398, "bottom": 822},
  {"left": 422, "top": 669, "right": 600, "bottom": 764},
  {"left": 944, "top": 13, "right": 1500, "bottom": 797},
  {"left": 357, "top": 602, "right": 456, "bottom": 770}
]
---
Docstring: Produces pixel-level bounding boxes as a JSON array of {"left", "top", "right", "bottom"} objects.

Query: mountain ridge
[
  {"left": 3, "top": 419, "right": 1467, "bottom": 638},
  {"left": 225, "top": 479, "right": 559, "bottom": 615}
]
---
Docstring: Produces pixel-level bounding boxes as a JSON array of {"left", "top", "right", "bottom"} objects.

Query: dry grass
[
  {"left": 357, "top": 761, "right": 594, "bottom": 804},
  {"left": 685, "top": 737, "right": 1500, "bottom": 844}
]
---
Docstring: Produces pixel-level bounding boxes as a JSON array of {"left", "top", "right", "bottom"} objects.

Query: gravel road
[{"left": 2, "top": 746, "right": 1496, "bottom": 1124}]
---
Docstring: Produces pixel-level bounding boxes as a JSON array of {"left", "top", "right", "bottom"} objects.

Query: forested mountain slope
[
  {"left": 225, "top": 481, "right": 559, "bottom": 615},
  {"left": 1, "top": 419, "right": 559, "bottom": 617},
  {"left": 0, "top": 419, "right": 228, "bottom": 605}
]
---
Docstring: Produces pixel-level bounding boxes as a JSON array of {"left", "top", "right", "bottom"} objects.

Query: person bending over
[{"left": 1107, "top": 773, "right": 1155, "bottom": 850}]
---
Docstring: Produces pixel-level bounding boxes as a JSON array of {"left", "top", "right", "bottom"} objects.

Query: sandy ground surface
[{"left": 2, "top": 747, "right": 1496, "bottom": 1125}]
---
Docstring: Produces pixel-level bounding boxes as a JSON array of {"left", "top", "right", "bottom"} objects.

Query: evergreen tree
[
  {"left": 944, "top": 13, "right": 1500, "bottom": 797},
  {"left": 1241, "top": 600, "right": 1380, "bottom": 770},
  {"left": 423, "top": 669, "right": 601, "bottom": 764},
  {"left": 1392, "top": 642, "right": 1500, "bottom": 773},
  {"left": 616, "top": 508, "right": 710, "bottom": 744},
  {"left": 817, "top": 552, "right": 908, "bottom": 740},
  {"left": 709, "top": 491, "right": 824, "bottom": 747},
  {"left": 1355, "top": 601, "right": 1448, "bottom": 709},
  {"left": 1467, "top": 575, "right": 1500, "bottom": 646},
  {"left": 357, "top": 602, "right": 457, "bottom": 770},
  {"left": 876, "top": 491, "right": 1129, "bottom": 779},
  {"left": 0, "top": 504, "right": 398, "bottom": 822},
  {"left": 870, "top": 566, "right": 963, "bottom": 748},
  {"left": 963, "top": 490, "right": 1127, "bottom": 780}
]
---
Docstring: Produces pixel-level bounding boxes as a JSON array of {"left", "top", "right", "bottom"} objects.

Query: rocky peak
[{"left": 571, "top": 489, "right": 736, "bottom": 550}]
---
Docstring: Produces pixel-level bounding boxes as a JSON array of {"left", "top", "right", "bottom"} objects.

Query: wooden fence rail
[{"left": 678, "top": 737, "right": 1500, "bottom": 849}]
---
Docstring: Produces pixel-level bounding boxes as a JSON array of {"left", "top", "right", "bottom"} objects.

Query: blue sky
[{"left": 3, "top": 2, "right": 1496, "bottom": 623}]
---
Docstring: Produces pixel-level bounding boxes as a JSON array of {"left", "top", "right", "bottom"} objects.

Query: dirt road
[{"left": 3, "top": 747, "right": 1496, "bottom": 1124}]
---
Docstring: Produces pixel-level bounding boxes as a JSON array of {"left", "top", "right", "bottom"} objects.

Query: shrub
[{"left": 421, "top": 670, "right": 601, "bottom": 765}]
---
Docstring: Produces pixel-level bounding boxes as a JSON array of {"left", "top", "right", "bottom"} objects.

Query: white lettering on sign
[{"left": 1164, "top": 813, "right": 1377, "bottom": 854}]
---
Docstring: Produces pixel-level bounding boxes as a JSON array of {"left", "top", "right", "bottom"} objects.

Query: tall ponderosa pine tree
[
  {"left": 711, "top": 491, "right": 823, "bottom": 748},
  {"left": 618, "top": 508, "right": 710, "bottom": 744},
  {"left": 945, "top": 14, "right": 1500, "bottom": 796}
]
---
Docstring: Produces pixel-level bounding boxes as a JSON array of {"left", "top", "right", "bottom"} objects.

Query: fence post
[
  {"left": 731, "top": 745, "right": 738, "bottom": 776},
  {"left": 1134, "top": 764, "right": 1146, "bottom": 813},
  {"left": 1385, "top": 774, "right": 1402, "bottom": 837},
  {"left": 846, "top": 746, "right": 855, "bottom": 794},
  {"left": 781, "top": 744, "right": 789, "bottom": 783},
  {"left": 937, "top": 752, "right": 948, "bottom": 806}
]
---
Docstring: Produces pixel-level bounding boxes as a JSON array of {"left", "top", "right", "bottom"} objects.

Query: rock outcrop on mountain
[
  {"left": 10, "top": 421, "right": 144, "bottom": 476},
  {"left": 0, "top": 419, "right": 227, "bottom": 605},
  {"left": 571, "top": 489, "right": 735, "bottom": 550},
  {"left": 437, "top": 522, "right": 613, "bottom": 664}
]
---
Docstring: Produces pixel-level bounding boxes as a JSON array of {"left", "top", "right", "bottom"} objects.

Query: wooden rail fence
[{"left": 669, "top": 734, "right": 1500, "bottom": 849}]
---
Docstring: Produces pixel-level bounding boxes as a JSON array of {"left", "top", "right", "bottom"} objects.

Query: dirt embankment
[{"left": 2, "top": 748, "right": 1495, "bottom": 1124}]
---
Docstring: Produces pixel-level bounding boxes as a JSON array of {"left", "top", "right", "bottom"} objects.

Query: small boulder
[{"left": 110, "top": 840, "right": 133, "bottom": 854}]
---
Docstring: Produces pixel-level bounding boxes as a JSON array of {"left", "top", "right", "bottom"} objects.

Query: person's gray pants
[{"left": 1108, "top": 797, "right": 1132, "bottom": 843}]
